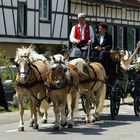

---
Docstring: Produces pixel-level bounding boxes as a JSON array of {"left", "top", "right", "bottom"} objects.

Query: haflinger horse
[
  {"left": 45, "top": 54, "right": 79, "bottom": 130},
  {"left": 15, "top": 46, "right": 50, "bottom": 131},
  {"left": 69, "top": 58, "right": 106, "bottom": 123}
]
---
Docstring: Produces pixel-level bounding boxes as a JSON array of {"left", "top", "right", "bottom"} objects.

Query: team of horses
[{"left": 14, "top": 46, "right": 106, "bottom": 131}]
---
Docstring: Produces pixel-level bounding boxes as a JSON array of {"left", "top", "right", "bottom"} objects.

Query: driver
[{"left": 69, "top": 13, "right": 94, "bottom": 59}]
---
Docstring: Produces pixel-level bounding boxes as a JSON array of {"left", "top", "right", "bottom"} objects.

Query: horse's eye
[
  {"left": 54, "top": 77, "right": 57, "bottom": 80},
  {"left": 64, "top": 67, "right": 67, "bottom": 73},
  {"left": 52, "top": 67, "right": 55, "bottom": 71},
  {"left": 15, "top": 63, "right": 19, "bottom": 67}
]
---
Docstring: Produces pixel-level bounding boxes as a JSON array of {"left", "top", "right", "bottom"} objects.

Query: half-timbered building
[{"left": 0, "top": 0, "right": 140, "bottom": 58}]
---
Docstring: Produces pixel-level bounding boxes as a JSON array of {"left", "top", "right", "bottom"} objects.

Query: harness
[
  {"left": 45, "top": 62, "right": 78, "bottom": 93},
  {"left": 79, "top": 64, "right": 106, "bottom": 90},
  {"left": 15, "top": 59, "right": 49, "bottom": 106},
  {"left": 45, "top": 72, "right": 77, "bottom": 92}
]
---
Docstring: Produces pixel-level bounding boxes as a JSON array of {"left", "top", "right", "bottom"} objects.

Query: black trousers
[
  {"left": 0, "top": 78, "right": 8, "bottom": 110},
  {"left": 91, "top": 50, "right": 111, "bottom": 75}
]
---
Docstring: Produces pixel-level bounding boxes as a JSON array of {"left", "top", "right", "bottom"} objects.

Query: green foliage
[
  {"left": 0, "top": 49, "right": 16, "bottom": 85},
  {"left": 0, "top": 103, "right": 30, "bottom": 112}
]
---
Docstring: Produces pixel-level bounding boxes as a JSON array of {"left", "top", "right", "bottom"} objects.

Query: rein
[
  {"left": 45, "top": 71, "right": 78, "bottom": 92},
  {"left": 15, "top": 58, "right": 48, "bottom": 104},
  {"left": 15, "top": 79, "right": 44, "bottom": 88},
  {"left": 79, "top": 64, "right": 106, "bottom": 85}
]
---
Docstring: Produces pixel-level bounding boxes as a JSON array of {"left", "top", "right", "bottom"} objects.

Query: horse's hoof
[
  {"left": 18, "top": 127, "right": 24, "bottom": 131},
  {"left": 61, "top": 122, "right": 67, "bottom": 127},
  {"left": 29, "top": 123, "right": 33, "bottom": 127},
  {"left": 29, "top": 120, "right": 34, "bottom": 127},
  {"left": 53, "top": 126, "right": 60, "bottom": 131},
  {"left": 95, "top": 117, "right": 100, "bottom": 121},
  {"left": 92, "top": 119, "right": 96, "bottom": 123},
  {"left": 85, "top": 119, "right": 90, "bottom": 123},
  {"left": 33, "top": 124, "right": 39, "bottom": 129},
  {"left": 68, "top": 124, "right": 73, "bottom": 128},
  {"left": 41, "top": 119, "right": 47, "bottom": 123}
]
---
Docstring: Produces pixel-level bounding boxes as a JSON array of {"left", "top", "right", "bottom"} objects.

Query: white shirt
[
  {"left": 70, "top": 24, "right": 94, "bottom": 44},
  {"left": 100, "top": 35, "right": 104, "bottom": 45}
]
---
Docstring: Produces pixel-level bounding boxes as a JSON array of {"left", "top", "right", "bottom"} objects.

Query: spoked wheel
[
  {"left": 134, "top": 96, "right": 140, "bottom": 116},
  {"left": 110, "top": 80, "right": 121, "bottom": 120},
  {"left": 65, "top": 103, "right": 69, "bottom": 117},
  {"left": 134, "top": 89, "right": 140, "bottom": 116},
  {"left": 80, "top": 93, "right": 93, "bottom": 114}
]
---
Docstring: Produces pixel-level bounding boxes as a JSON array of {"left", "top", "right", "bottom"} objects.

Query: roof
[
  {"left": 87, "top": 0, "right": 140, "bottom": 8},
  {"left": 112, "top": 0, "right": 140, "bottom": 6}
]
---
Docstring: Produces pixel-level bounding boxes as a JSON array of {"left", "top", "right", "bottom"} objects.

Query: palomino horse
[
  {"left": 15, "top": 47, "right": 50, "bottom": 131},
  {"left": 69, "top": 58, "right": 106, "bottom": 123},
  {"left": 45, "top": 55, "right": 79, "bottom": 130}
]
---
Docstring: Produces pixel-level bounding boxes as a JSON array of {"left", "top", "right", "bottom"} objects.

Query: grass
[{"left": 0, "top": 102, "right": 30, "bottom": 113}]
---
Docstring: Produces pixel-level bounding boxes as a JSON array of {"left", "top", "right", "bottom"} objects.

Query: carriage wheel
[
  {"left": 134, "top": 96, "right": 140, "bottom": 116},
  {"left": 80, "top": 93, "right": 93, "bottom": 114},
  {"left": 65, "top": 103, "right": 69, "bottom": 117},
  {"left": 134, "top": 92, "right": 140, "bottom": 116},
  {"left": 110, "top": 80, "right": 121, "bottom": 120}
]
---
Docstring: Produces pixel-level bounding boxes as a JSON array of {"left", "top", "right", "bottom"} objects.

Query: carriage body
[{"left": 105, "top": 57, "right": 140, "bottom": 119}]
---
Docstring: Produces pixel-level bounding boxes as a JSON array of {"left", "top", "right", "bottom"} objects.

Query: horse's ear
[
  {"left": 60, "top": 56, "right": 62, "bottom": 63},
  {"left": 52, "top": 56, "right": 55, "bottom": 62},
  {"left": 63, "top": 53, "right": 69, "bottom": 62},
  {"left": 21, "top": 45, "right": 24, "bottom": 49},
  {"left": 29, "top": 44, "right": 35, "bottom": 50}
]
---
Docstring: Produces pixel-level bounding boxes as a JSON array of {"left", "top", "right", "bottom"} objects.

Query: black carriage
[{"left": 80, "top": 53, "right": 140, "bottom": 119}]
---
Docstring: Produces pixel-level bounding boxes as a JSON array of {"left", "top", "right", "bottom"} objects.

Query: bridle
[
  {"left": 50, "top": 61, "right": 67, "bottom": 89},
  {"left": 15, "top": 56, "right": 48, "bottom": 105}
]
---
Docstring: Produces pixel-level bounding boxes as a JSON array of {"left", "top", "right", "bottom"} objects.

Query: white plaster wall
[{"left": 4, "top": 9, "right": 15, "bottom": 35}]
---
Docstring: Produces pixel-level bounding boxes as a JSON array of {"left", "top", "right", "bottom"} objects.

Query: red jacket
[{"left": 75, "top": 24, "right": 90, "bottom": 43}]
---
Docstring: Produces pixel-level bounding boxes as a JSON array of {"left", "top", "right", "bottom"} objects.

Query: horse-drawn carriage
[
  {"left": 14, "top": 45, "right": 140, "bottom": 131},
  {"left": 80, "top": 49, "right": 140, "bottom": 120}
]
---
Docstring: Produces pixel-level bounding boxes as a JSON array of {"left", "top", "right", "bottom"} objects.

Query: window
[
  {"left": 17, "top": 3, "right": 27, "bottom": 35},
  {"left": 39, "top": 0, "right": 49, "bottom": 20},
  {"left": 127, "top": 27, "right": 136, "bottom": 51},
  {"left": 116, "top": 26, "right": 123, "bottom": 49},
  {"left": 108, "top": 26, "right": 114, "bottom": 49}
]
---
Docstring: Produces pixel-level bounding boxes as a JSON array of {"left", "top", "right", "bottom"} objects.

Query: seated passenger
[
  {"left": 91, "top": 23, "right": 112, "bottom": 75},
  {"left": 120, "top": 41, "right": 140, "bottom": 70}
]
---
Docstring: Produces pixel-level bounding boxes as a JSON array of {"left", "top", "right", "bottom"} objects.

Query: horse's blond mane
[{"left": 15, "top": 45, "right": 49, "bottom": 66}]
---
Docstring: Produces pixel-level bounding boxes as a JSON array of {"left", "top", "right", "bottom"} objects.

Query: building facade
[
  {"left": 0, "top": 0, "right": 69, "bottom": 58},
  {"left": 70, "top": 0, "right": 140, "bottom": 52},
  {"left": 0, "top": 0, "right": 140, "bottom": 58}
]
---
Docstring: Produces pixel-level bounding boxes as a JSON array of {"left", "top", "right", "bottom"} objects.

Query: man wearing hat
[{"left": 69, "top": 13, "right": 94, "bottom": 59}]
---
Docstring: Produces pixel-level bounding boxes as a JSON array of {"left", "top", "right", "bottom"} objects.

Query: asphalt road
[{"left": 0, "top": 98, "right": 140, "bottom": 140}]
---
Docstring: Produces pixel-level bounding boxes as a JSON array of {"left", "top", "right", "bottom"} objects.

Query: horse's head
[
  {"left": 49, "top": 61, "right": 67, "bottom": 89},
  {"left": 15, "top": 57, "right": 31, "bottom": 83}
]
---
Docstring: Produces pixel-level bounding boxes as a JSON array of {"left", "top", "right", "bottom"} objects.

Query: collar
[{"left": 78, "top": 23, "right": 86, "bottom": 28}]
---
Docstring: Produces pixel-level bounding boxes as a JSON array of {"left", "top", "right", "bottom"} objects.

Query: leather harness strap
[{"left": 88, "top": 64, "right": 98, "bottom": 91}]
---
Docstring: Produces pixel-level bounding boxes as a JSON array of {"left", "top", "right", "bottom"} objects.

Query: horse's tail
[
  {"left": 67, "top": 91, "right": 79, "bottom": 116},
  {"left": 39, "top": 100, "right": 51, "bottom": 117}
]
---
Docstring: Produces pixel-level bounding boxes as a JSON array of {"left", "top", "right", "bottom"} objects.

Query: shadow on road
[{"left": 38, "top": 114, "right": 140, "bottom": 135}]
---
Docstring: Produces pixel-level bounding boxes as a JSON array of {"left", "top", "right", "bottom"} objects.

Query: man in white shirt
[
  {"left": 92, "top": 23, "right": 112, "bottom": 75},
  {"left": 69, "top": 13, "right": 94, "bottom": 59}
]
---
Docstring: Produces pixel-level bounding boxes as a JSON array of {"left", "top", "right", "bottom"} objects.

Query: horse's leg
[
  {"left": 67, "top": 91, "right": 77, "bottom": 128},
  {"left": 39, "top": 100, "right": 50, "bottom": 123},
  {"left": 53, "top": 102, "right": 60, "bottom": 131},
  {"left": 29, "top": 98, "right": 34, "bottom": 127},
  {"left": 85, "top": 91, "right": 91, "bottom": 123},
  {"left": 17, "top": 92, "right": 24, "bottom": 131},
  {"left": 32, "top": 99, "right": 39, "bottom": 129},
  {"left": 92, "top": 84, "right": 106, "bottom": 122},
  {"left": 42, "top": 111, "right": 48, "bottom": 123},
  {"left": 60, "top": 101, "right": 67, "bottom": 127}
]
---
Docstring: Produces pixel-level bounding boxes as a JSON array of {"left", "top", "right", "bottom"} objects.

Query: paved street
[{"left": 0, "top": 98, "right": 140, "bottom": 140}]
